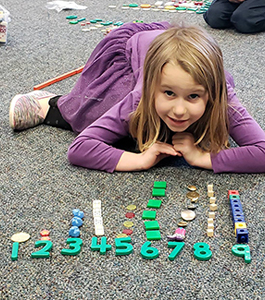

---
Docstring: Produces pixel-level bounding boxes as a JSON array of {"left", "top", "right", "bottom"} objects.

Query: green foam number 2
[
  {"left": 140, "top": 241, "right": 159, "bottom": 259},
  {"left": 31, "top": 240, "right": 53, "bottom": 258},
  {"left": 232, "top": 244, "right": 251, "bottom": 263},
  {"left": 193, "top": 242, "right": 212, "bottom": 261},
  {"left": 115, "top": 237, "right": 133, "bottom": 256},
  {"left": 61, "top": 238, "right": 83, "bottom": 256},
  {"left": 168, "top": 242, "right": 185, "bottom": 261},
  {"left": 91, "top": 236, "right": 112, "bottom": 255}
]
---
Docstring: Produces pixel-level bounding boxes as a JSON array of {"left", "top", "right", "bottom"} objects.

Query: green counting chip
[
  {"left": 152, "top": 188, "right": 165, "bottom": 197},
  {"left": 147, "top": 199, "right": 162, "bottom": 208},
  {"left": 142, "top": 210, "right": 156, "bottom": 220},
  {"left": 144, "top": 221, "right": 160, "bottom": 230},
  {"left": 153, "top": 181, "right": 167, "bottom": 189},
  {"left": 146, "top": 230, "right": 161, "bottom": 240}
]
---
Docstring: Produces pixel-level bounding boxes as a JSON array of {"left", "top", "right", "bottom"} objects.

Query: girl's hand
[{"left": 172, "top": 132, "right": 213, "bottom": 169}]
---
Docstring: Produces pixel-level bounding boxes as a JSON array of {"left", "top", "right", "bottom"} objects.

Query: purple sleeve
[
  {"left": 67, "top": 91, "right": 140, "bottom": 173},
  {"left": 211, "top": 82, "right": 265, "bottom": 173}
]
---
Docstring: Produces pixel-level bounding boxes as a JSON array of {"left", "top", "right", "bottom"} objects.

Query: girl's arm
[{"left": 211, "top": 83, "right": 265, "bottom": 173}]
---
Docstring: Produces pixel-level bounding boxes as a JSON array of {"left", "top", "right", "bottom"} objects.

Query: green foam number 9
[
  {"left": 193, "top": 242, "right": 212, "bottom": 261},
  {"left": 232, "top": 244, "right": 251, "bottom": 263},
  {"left": 61, "top": 238, "right": 83, "bottom": 256},
  {"left": 140, "top": 241, "right": 159, "bottom": 259}
]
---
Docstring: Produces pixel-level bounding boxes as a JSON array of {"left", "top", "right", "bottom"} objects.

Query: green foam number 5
[
  {"left": 61, "top": 238, "right": 83, "bottom": 256},
  {"left": 31, "top": 240, "right": 53, "bottom": 258},
  {"left": 140, "top": 241, "right": 159, "bottom": 259},
  {"left": 193, "top": 242, "right": 212, "bottom": 261},
  {"left": 115, "top": 237, "right": 133, "bottom": 256}
]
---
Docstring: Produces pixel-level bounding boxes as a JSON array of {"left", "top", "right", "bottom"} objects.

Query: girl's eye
[
  {"left": 189, "top": 94, "right": 199, "bottom": 100},
  {"left": 165, "top": 90, "right": 175, "bottom": 97}
]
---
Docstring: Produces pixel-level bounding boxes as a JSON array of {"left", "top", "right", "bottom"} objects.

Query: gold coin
[
  {"left": 177, "top": 221, "right": 188, "bottom": 227},
  {"left": 116, "top": 233, "right": 128, "bottom": 238},
  {"left": 181, "top": 210, "right": 196, "bottom": 221},
  {"left": 191, "top": 197, "right": 199, "bottom": 203},
  {"left": 187, "top": 185, "right": 197, "bottom": 191},
  {"left": 186, "top": 191, "right": 199, "bottom": 199},
  {"left": 11, "top": 232, "right": 30, "bottom": 243},
  {"left": 123, "top": 221, "right": 134, "bottom": 228},
  {"left": 188, "top": 204, "right": 197, "bottom": 210},
  {"left": 126, "top": 204, "right": 136, "bottom": 211}
]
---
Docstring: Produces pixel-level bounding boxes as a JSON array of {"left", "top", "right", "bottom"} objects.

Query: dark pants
[{"left": 204, "top": 0, "right": 265, "bottom": 33}]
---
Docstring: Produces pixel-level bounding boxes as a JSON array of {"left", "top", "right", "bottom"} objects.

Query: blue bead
[
  {"left": 72, "top": 209, "right": 84, "bottom": 219},
  {"left": 71, "top": 216, "right": 83, "bottom": 227},
  {"left": 69, "top": 226, "right": 80, "bottom": 237},
  {"left": 236, "top": 228, "right": 248, "bottom": 243}
]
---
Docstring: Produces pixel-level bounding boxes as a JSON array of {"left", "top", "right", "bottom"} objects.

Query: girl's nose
[{"left": 172, "top": 99, "right": 187, "bottom": 117}]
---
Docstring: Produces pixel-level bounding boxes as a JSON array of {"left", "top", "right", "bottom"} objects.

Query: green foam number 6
[
  {"left": 193, "top": 242, "right": 212, "bottom": 261},
  {"left": 31, "top": 240, "right": 53, "bottom": 258},
  {"left": 140, "top": 241, "right": 159, "bottom": 259},
  {"left": 61, "top": 238, "right": 83, "bottom": 256}
]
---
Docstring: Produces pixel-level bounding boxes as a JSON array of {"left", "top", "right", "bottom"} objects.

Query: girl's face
[{"left": 155, "top": 63, "right": 209, "bottom": 132}]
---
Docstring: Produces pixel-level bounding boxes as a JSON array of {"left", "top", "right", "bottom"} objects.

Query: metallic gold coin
[
  {"left": 188, "top": 204, "right": 197, "bottom": 210},
  {"left": 123, "top": 221, "right": 134, "bottom": 228},
  {"left": 116, "top": 233, "right": 128, "bottom": 238},
  {"left": 11, "top": 232, "right": 30, "bottom": 243},
  {"left": 181, "top": 210, "right": 196, "bottom": 221},
  {"left": 187, "top": 185, "right": 197, "bottom": 191},
  {"left": 191, "top": 197, "right": 199, "bottom": 203},
  {"left": 126, "top": 204, "right": 136, "bottom": 211},
  {"left": 177, "top": 221, "right": 188, "bottom": 227},
  {"left": 186, "top": 191, "right": 200, "bottom": 200}
]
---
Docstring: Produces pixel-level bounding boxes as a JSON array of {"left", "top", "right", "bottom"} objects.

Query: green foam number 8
[
  {"left": 61, "top": 238, "right": 83, "bottom": 256},
  {"left": 193, "top": 242, "right": 212, "bottom": 261},
  {"left": 140, "top": 241, "right": 159, "bottom": 259}
]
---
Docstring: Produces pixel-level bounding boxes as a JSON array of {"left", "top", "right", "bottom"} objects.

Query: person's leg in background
[
  {"left": 231, "top": 0, "right": 265, "bottom": 33},
  {"left": 204, "top": 0, "right": 240, "bottom": 29}
]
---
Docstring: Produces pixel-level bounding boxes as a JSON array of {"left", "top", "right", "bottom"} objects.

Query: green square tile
[
  {"left": 146, "top": 230, "right": 161, "bottom": 240},
  {"left": 147, "top": 199, "right": 162, "bottom": 209},
  {"left": 144, "top": 221, "right": 160, "bottom": 230},
  {"left": 152, "top": 188, "right": 165, "bottom": 197},
  {"left": 154, "top": 181, "right": 167, "bottom": 189},
  {"left": 142, "top": 210, "right": 156, "bottom": 220}
]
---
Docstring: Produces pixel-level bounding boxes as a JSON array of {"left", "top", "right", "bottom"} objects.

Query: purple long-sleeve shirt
[{"left": 64, "top": 26, "right": 265, "bottom": 173}]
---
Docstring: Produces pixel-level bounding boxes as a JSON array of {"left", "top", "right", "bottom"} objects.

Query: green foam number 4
[
  {"left": 168, "top": 242, "right": 185, "bottom": 261},
  {"left": 115, "top": 237, "right": 133, "bottom": 256},
  {"left": 31, "top": 240, "right": 53, "bottom": 258},
  {"left": 232, "top": 244, "right": 251, "bottom": 263},
  {"left": 91, "top": 236, "right": 112, "bottom": 255},
  {"left": 193, "top": 242, "right": 212, "bottom": 261},
  {"left": 140, "top": 241, "right": 159, "bottom": 259},
  {"left": 61, "top": 238, "right": 83, "bottom": 256}
]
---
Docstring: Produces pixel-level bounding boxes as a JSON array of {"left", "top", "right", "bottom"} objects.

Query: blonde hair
[{"left": 129, "top": 24, "right": 229, "bottom": 153}]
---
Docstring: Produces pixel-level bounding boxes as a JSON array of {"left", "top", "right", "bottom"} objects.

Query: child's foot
[{"left": 9, "top": 90, "right": 56, "bottom": 130}]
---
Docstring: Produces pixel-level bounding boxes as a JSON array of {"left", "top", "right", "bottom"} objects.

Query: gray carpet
[{"left": 1, "top": 0, "right": 265, "bottom": 299}]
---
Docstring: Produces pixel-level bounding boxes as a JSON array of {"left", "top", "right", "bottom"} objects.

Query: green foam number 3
[
  {"left": 91, "top": 236, "right": 112, "bottom": 255},
  {"left": 115, "top": 237, "right": 133, "bottom": 256},
  {"left": 193, "top": 242, "right": 212, "bottom": 261},
  {"left": 141, "top": 241, "right": 159, "bottom": 259},
  {"left": 61, "top": 238, "right": 83, "bottom": 256},
  {"left": 31, "top": 240, "right": 53, "bottom": 258}
]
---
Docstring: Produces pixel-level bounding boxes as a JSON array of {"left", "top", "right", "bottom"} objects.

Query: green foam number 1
[
  {"left": 232, "top": 244, "right": 251, "bottom": 263},
  {"left": 115, "top": 237, "right": 133, "bottom": 256},
  {"left": 61, "top": 238, "right": 83, "bottom": 256},
  {"left": 11, "top": 242, "right": 19, "bottom": 261},
  {"left": 91, "top": 236, "right": 112, "bottom": 255},
  {"left": 193, "top": 242, "right": 212, "bottom": 261},
  {"left": 31, "top": 240, "right": 53, "bottom": 258},
  {"left": 168, "top": 242, "right": 185, "bottom": 261},
  {"left": 140, "top": 241, "right": 159, "bottom": 259}
]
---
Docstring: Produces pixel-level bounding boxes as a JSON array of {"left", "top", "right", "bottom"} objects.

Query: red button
[
  {"left": 125, "top": 212, "right": 135, "bottom": 219},
  {"left": 123, "top": 229, "right": 133, "bottom": 235}
]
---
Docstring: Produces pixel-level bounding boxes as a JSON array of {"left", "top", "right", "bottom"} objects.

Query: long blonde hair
[{"left": 129, "top": 24, "right": 229, "bottom": 153}]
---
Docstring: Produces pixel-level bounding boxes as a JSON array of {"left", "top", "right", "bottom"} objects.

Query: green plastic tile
[
  {"left": 152, "top": 188, "right": 165, "bottom": 197},
  {"left": 147, "top": 199, "right": 162, "bottom": 208},
  {"left": 142, "top": 210, "right": 156, "bottom": 220},
  {"left": 146, "top": 230, "right": 161, "bottom": 240},
  {"left": 144, "top": 221, "right": 160, "bottom": 230},
  {"left": 154, "top": 181, "right": 167, "bottom": 189}
]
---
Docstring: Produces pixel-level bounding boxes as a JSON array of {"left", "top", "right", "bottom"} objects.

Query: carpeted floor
[{"left": 0, "top": 1, "right": 265, "bottom": 299}]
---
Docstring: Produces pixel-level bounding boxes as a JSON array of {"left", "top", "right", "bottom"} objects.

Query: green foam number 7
[
  {"left": 168, "top": 242, "right": 185, "bottom": 261},
  {"left": 31, "top": 240, "right": 53, "bottom": 258},
  {"left": 115, "top": 237, "right": 133, "bottom": 256}
]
